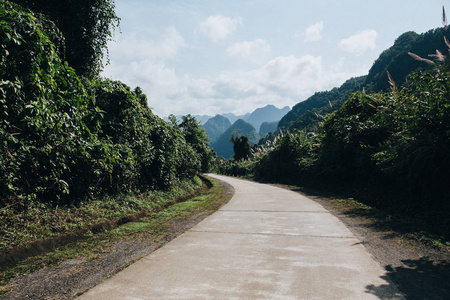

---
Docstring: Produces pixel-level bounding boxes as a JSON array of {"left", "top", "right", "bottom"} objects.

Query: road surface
[{"left": 78, "top": 174, "right": 403, "bottom": 299}]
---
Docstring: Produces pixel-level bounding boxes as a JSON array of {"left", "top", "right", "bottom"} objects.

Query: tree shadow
[
  {"left": 366, "top": 257, "right": 450, "bottom": 299},
  {"left": 288, "top": 184, "right": 450, "bottom": 246}
]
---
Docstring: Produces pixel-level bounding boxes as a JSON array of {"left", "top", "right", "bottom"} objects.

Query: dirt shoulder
[
  {"left": 0, "top": 178, "right": 234, "bottom": 300},
  {"left": 272, "top": 184, "right": 450, "bottom": 299}
]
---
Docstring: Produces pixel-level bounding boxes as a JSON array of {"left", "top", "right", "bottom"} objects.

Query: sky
[{"left": 101, "top": 0, "right": 445, "bottom": 117}]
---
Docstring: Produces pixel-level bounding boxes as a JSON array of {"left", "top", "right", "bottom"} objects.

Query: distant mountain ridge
[
  {"left": 259, "top": 121, "right": 279, "bottom": 137},
  {"left": 200, "top": 104, "right": 290, "bottom": 142},
  {"left": 202, "top": 115, "right": 231, "bottom": 144},
  {"left": 279, "top": 26, "right": 450, "bottom": 133},
  {"left": 165, "top": 104, "right": 291, "bottom": 157},
  {"left": 222, "top": 113, "right": 250, "bottom": 125},
  {"left": 246, "top": 105, "right": 290, "bottom": 132}
]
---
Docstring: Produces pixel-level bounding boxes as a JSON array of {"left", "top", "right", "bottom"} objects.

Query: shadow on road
[{"left": 366, "top": 257, "right": 450, "bottom": 299}]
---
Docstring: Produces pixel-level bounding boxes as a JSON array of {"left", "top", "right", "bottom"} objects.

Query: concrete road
[{"left": 78, "top": 174, "right": 404, "bottom": 299}]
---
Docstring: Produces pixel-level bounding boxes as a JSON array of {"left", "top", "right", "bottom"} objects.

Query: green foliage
[
  {"left": 364, "top": 31, "right": 420, "bottom": 92},
  {"left": 0, "top": 2, "right": 210, "bottom": 209},
  {"left": 365, "top": 28, "right": 450, "bottom": 92},
  {"left": 0, "top": 1, "right": 114, "bottom": 205},
  {"left": 317, "top": 93, "right": 390, "bottom": 181},
  {"left": 373, "top": 65, "right": 450, "bottom": 203},
  {"left": 10, "top": 0, "right": 120, "bottom": 78},
  {"left": 215, "top": 157, "right": 254, "bottom": 178},
  {"left": 179, "top": 114, "right": 214, "bottom": 172},
  {"left": 231, "top": 133, "right": 251, "bottom": 161},
  {"left": 254, "top": 131, "right": 319, "bottom": 183},
  {"left": 91, "top": 80, "right": 205, "bottom": 190},
  {"left": 282, "top": 27, "right": 450, "bottom": 136},
  {"left": 0, "top": 177, "right": 204, "bottom": 253}
]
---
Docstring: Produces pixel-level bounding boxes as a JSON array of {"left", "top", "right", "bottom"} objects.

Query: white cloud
[
  {"left": 301, "top": 21, "right": 324, "bottom": 42},
  {"left": 107, "top": 27, "right": 185, "bottom": 61},
  {"left": 104, "top": 51, "right": 362, "bottom": 117},
  {"left": 339, "top": 30, "right": 378, "bottom": 55},
  {"left": 215, "top": 55, "right": 324, "bottom": 100},
  {"left": 198, "top": 15, "right": 242, "bottom": 42},
  {"left": 227, "top": 39, "right": 271, "bottom": 62},
  {"left": 206, "top": 55, "right": 358, "bottom": 115}
]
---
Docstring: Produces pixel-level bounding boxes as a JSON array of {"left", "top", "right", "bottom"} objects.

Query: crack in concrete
[
  {"left": 188, "top": 229, "right": 356, "bottom": 239},
  {"left": 218, "top": 210, "right": 329, "bottom": 213}
]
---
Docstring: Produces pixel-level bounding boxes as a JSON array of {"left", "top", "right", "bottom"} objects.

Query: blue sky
[{"left": 102, "top": 0, "right": 445, "bottom": 117}]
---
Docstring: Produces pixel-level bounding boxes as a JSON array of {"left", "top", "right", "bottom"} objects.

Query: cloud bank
[
  {"left": 198, "top": 15, "right": 242, "bottom": 42},
  {"left": 339, "top": 30, "right": 378, "bottom": 55},
  {"left": 303, "top": 21, "right": 324, "bottom": 42},
  {"left": 103, "top": 24, "right": 367, "bottom": 117},
  {"left": 227, "top": 39, "right": 271, "bottom": 63}
]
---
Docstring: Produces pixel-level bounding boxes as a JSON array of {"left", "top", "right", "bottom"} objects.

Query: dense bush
[
  {"left": 0, "top": 1, "right": 115, "bottom": 205},
  {"left": 178, "top": 114, "right": 214, "bottom": 173},
  {"left": 374, "top": 64, "right": 450, "bottom": 207},
  {"left": 0, "top": 1, "right": 209, "bottom": 208},
  {"left": 317, "top": 93, "right": 390, "bottom": 183},
  {"left": 10, "top": 0, "right": 120, "bottom": 78},
  {"left": 254, "top": 131, "right": 318, "bottom": 183}
]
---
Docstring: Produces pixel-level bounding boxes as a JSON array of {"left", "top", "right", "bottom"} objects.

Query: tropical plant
[
  {"left": 231, "top": 133, "right": 251, "bottom": 161},
  {"left": 10, "top": 0, "right": 120, "bottom": 78},
  {"left": 0, "top": 1, "right": 208, "bottom": 209},
  {"left": 0, "top": 1, "right": 116, "bottom": 205},
  {"left": 178, "top": 114, "right": 214, "bottom": 173}
]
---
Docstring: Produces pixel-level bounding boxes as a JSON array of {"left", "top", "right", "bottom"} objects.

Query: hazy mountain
[
  {"left": 164, "top": 104, "right": 290, "bottom": 133},
  {"left": 202, "top": 115, "right": 231, "bottom": 143},
  {"left": 259, "top": 121, "right": 279, "bottom": 137},
  {"left": 211, "top": 119, "right": 259, "bottom": 159},
  {"left": 189, "top": 115, "right": 213, "bottom": 125},
  {"left": 222, "top": 113, "right": 250, "bottom": 124},
  {"left": 245, "top": 105, "right": 290, "bottom": 132}
]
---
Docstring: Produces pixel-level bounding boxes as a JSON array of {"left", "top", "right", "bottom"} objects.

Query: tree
[
  {"left": 231, "top": 133, "right": 251, "bottom": 161},
  {"left": 0, "top": 1, "right": 119, "bottom": 204},
  {"left": 10, "top": 0, "right": 120, "bottom": 78},
  {"left": 179, "top": 115, "right": 214, "bottom": 173}
]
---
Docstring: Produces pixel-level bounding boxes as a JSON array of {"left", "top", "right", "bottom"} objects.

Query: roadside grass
[
  {"left": 0, "top": 176, "right": 230, "bottom": 290},
  {"left": 0, "top": 177, "right": 204, "bottom": 253},
  {"left": 305, "top": 190, "right": 450, "bottom": 251},
  {"left": 329, "top": 197, "right": 450, "bottom": 250},
  {"left": 269, "top": 183, "right": 450, "bottom": 252}
]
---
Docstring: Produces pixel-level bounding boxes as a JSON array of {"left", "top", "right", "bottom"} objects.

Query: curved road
[{"left": 78, "top": 174, "right": 404, "bottom": 299}]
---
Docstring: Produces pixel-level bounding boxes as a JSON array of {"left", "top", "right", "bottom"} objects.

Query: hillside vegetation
[
  {"left": 279, "top": 27, "right": 450, "bottom": 134},
  {"left": 0, "top": 1, "right": 212, "bottom": 211},
  {"left": 278, "top": 76, "right": 366, "bottom": 131},
  {"left": 202, "top": 115, "right": 231, "bottom": 143}
]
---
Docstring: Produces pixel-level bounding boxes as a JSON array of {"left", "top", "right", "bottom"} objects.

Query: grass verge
[
  {"left": 327, "top": 197, "right": 450, "bottom": 250},
  {"left": 282, "top": 184, "right": 450, "bottom": 252},
  {"left": 0, "top": 176, "right": 231, "bottom": 291}
]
